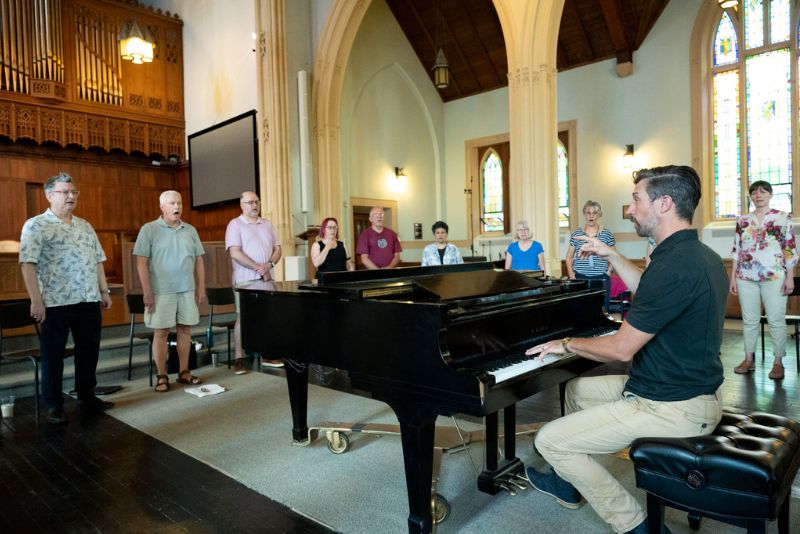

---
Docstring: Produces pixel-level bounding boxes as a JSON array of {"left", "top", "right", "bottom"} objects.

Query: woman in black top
[{"left": 311, "top": 216, "right": 355, "bottom": 274}]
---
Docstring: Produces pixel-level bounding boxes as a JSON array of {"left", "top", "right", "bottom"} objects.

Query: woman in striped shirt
[{"left": 566, "top": 200, "right": 616, "bottom": 310}]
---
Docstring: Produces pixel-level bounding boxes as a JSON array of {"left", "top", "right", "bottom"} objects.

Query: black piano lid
[{"left": 412, "top": 269, "right": 554, "bottom": 300}]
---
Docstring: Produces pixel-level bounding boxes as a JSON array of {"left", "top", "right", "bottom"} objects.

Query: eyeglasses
[
  {"left": 326, "top": 225, "right": 338, "bottom": 230},
  {"left": 50, "top": 190, "right": 80, "bottom": 197},
  {"left": 241, "top": 200, "right": 260, "bottom": 205}
]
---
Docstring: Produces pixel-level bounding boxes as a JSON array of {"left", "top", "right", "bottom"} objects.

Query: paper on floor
[{"left": 185, "top": 384, "right": 226, "bottom": 397}]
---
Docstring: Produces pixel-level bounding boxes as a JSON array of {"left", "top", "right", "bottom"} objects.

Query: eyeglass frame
[
  {"left": 241, "top": 199, "right": 260, "bottom": 206},
  {"left": 49, "top": 189, "right": 80, "bottom": 197}
]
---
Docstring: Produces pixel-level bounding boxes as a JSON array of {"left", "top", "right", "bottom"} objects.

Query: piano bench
[{"left": 629, "top": 410, "right": 800, "bottom": 534}]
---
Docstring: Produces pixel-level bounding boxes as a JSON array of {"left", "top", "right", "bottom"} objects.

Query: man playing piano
[{"left": 524, "top": 165, "right": 727, "bottom": 534}]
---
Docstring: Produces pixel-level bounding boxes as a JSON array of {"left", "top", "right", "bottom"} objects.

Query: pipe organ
[{"left": 0, "top": 0, "right": 184, "bottom": 158}]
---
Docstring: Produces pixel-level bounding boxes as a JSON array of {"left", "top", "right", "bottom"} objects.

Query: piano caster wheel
[
  {"left": 326, "top": 431, "right": 350, "bottom": 454},
  {"left": 431, "top": 493, "right": 450, "bottom": 524}
]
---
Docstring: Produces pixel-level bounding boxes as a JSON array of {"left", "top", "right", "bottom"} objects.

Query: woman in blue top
[{"left": 504, "top": 220, "right": 545, "bottom": 273}]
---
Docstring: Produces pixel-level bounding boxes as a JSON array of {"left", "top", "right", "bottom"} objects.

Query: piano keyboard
[{"left": 488, "top": 328, "right": 617, "bottom": 384}]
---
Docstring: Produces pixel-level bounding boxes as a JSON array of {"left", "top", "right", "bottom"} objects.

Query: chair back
[
  {"left": 126, "top": 293, "right": 146, "bottom": 315},
  {"left": 791, "top": 277, "right": 800, "bottom": 297},
  {"left": 0, "top": 299, "right": 40, "bottom": 357},
  {"left": 206, "top": 287, "right": 235, "bottom": 307}
]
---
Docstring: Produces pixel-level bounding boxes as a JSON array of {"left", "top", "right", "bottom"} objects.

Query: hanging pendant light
[
  {"left": 432, "top": 1, "right": 450, "bottom": 89},
  {"left": 433, "top": 48, "right": 450, "bottom": 89},
  {"left": 718, "top": 0, "right": 738, "bottom": 8}
]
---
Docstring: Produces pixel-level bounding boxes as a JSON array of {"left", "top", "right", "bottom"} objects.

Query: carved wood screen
[{"left": 0, "top": 0, "right": 185, "bottom": 159}]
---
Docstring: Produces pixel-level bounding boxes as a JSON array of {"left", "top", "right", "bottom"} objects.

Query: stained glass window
[
  {"left": 745, "top": 50, "right": 792, "bottom": 213},
  {"left": 481, "top": 150, "right": 504, "bottom": 232},
  {"left": 713, "top": 70, "right": 740, "bottom": 218},
  {"left": 710, "top": 2, "right": 795, "bottom": 218},
  {"left": 744, "top": 0, "right": 764, "bottom": 49},
  {"left": 557, "top": 140, "right": 569, "bottom": 228},
  {"left": 770, "top": 0, "right": 790, "bottom": 44},
  {"left": 714, "top": 12, "right": 738, "bottom": 66}
]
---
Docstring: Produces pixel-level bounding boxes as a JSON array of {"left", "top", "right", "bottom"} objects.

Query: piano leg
[
  {"left": 504, "top": 404, "right": 517, "bottom": 460},
  {"left": 387, "top": 401, "right": 438, "bottom": 534},
  {"left": 285, "top": 361, "right": 310, "bottom": 443}
]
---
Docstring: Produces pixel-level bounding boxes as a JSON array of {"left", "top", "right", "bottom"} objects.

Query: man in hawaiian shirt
[{"left": 19, "top": 172, "right": 114, "bottom": 425}]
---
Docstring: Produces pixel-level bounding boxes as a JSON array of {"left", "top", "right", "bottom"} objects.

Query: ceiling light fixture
[
  {"left": 718, "top": 0, "right": 738, "bottom": 9},
  {"left": 432, "top": 1, "right": 450, "bottom": 89}
]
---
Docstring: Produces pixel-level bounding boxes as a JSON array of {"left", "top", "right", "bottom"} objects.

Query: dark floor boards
[{"left": 0, "top": 395, "right": 336, "bottom": 534}]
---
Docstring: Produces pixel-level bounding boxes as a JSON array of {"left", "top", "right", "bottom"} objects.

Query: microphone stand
[{"left": 464, "top": 176, "right": 476, "bottom": 257}]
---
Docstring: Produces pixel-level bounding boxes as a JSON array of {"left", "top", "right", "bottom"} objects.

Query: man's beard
[{"left": 631, "top": 216, "right": 654, "bottom": 238}]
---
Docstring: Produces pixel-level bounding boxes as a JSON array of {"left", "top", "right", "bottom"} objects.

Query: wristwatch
[
  {"left": 268, "top": 261, "right": 275, "bottom": 269},
  {"left": 561, "top": 337, "right": 572, "bottom": 353}
]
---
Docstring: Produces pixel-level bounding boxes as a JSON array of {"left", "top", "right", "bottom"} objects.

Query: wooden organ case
[{"left": 0, "top": 0, "right": 185, "bottom": 159}]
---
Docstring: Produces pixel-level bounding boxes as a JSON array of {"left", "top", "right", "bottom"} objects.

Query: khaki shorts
[
  {"left": 234, "top": 279, "right": 261, "bottom": 313},
  {"left": 145, "top": 291, "right": 199, "bottom": 329}
]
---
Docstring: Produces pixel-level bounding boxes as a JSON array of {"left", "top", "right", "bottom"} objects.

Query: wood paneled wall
[
  {"left": 0, "top": 0, "right": 185, "bottom": 159},
  {"left": 0, "top": 148, "right": 176, "bottom": 284}
]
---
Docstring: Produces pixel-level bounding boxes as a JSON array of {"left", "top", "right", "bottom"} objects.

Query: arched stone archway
[{"left": 312, "top": 0, "right": 564, "bottom": 270}]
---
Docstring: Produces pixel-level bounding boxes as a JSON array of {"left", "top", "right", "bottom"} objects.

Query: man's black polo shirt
[{"left": 625, "top": 229, "right": 728, "bottom": 401}]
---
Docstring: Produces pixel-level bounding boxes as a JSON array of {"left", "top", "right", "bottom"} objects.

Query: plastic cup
[{"left": 1, "top": 395, "right": 15, "bottom": 418}]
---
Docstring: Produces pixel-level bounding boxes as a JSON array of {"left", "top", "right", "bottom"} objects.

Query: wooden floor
[
  {"left": 1, "top": 328, "right": 798, "bottom": 533},
  {"left": 0, "top": 393, "right": 334, "bottom": 534}
]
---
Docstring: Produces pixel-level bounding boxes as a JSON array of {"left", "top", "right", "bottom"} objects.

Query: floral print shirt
[
  {"left": 19, "top": 209, "right": 106, "bottom": 307},
  {"left": 731, "top": 209, "right": 798, "bottom": 282}
]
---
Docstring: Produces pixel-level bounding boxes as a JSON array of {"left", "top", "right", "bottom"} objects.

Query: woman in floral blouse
[{"left": 730, "top": 181, "right": 798, "bottom": 380}]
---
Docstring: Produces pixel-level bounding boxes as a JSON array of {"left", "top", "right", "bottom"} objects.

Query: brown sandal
[
  {"left": 176, "top": 370, "right": 201, "bottom": 385},
  {"left": 155, "top": 374, "right": 170, "bottom": 392}
]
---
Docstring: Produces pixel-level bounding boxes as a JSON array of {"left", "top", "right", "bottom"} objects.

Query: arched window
[
  {"left": 557, "top": 139, "right": 570, "bottom": 228},
  {"left": 481, "top": 149, "right": 505, "bottom": 232},
  {"left": 710, "top": 0, "right": 794, "bottom": 219}
]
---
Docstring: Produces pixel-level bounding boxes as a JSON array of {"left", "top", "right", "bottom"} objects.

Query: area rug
[{"left": 106, "top": 366, "right": 799, "bottom": 533}]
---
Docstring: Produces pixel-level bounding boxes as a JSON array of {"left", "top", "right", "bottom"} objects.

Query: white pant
[
  {"left": 737, "top": 276, "right": 787, "bottom": 359},
  {"left": 535, "top": 375, "right": 721, "bottom": 533}
]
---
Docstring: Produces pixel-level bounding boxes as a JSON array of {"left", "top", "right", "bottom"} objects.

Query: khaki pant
[
  {"left": 737, "top": 276, "right": 787, "bottom": 358},
  {"left": 534, "top": 374, "right": 722, "bottom": 533}
]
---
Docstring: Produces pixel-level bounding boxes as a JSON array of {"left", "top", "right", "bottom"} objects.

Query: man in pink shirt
[
  {"left": 225, "top": 191, "right": 283, "bottom": 373},
  {"left": 356, "top": 206, "right": 402, "bottom": 269}
]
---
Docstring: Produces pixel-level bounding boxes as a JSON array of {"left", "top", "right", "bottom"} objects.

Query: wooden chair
[
  {"left": 125, "top": 294, "right": 155, "bottom": 385},
  {"left": 759, "top": 276, "right": 800, "bottom": 371},
  {"left": 0, "top": 299, "right": 72, "bottom": 418},
  {"left": 206, "top": 287, "right": 236, "bottom": 369}
]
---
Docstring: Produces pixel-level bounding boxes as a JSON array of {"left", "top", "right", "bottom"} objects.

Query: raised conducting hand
[{"left": 575, "top": 235, "right": 612, "bottom": 259}]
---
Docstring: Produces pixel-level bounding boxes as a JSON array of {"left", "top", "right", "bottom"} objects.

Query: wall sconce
[
  {"left": 718, "top": 0, "right": 738, "bottom": 8},
  {"left": 119, "top": 21, "right": 155, "bottom": 64},
  {"left": 622, "top": 144, "right": 635, "bottom": 169},
  {"left": 395, "top": 166, "right": 407, "bottom": 179}
]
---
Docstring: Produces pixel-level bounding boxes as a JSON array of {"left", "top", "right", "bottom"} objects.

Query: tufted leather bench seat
[{"left": 630, "top": 410, "right": 800, "bottom": 533}]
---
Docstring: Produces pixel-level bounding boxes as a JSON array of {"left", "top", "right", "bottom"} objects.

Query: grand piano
[{"left": 238, "top": 262, "right": 618, "bottom": 533}]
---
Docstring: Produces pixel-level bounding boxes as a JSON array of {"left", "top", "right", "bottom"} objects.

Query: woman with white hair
[
  {"left": 504, "top": 220, "right": 545, "bottom": 274},
  {"left": 566, "top": 200, "right": 616, "bottom": 310}
]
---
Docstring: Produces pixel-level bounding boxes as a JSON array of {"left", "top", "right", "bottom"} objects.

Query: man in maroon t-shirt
[{"left": 356, "top": 206, "right": 402, "bottom": 269}]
